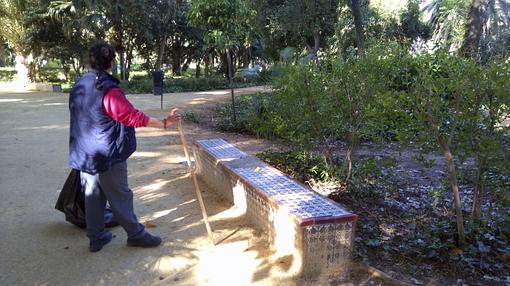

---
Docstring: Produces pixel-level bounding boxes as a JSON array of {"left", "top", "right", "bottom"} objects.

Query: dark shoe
[
  {"left": 89, "top": 232, "right": 113, "bottom": 252},
  {"left": 127, "top": 232, "right": 162, "bottom": 248}
]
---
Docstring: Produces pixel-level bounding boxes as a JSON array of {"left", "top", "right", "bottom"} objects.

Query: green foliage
[
  {"left": 398, "top": 0, "right": 432, "bottom": 42},
  {"left": 257, "top": 151, "right": 335, "bottom": 182},
  {"left": 214, "top": 43, "right": 510, "bottom": 245},
  {"left": 189, "top": 0, "right": 255, "bottom": 49},
  {"left": 215, "top": 92, "right": 278, "bottom": 138},
  {"left": 121, "top": 76, "right": 266, "bottom": 94},
  {"left": 0, "top": 67, "right": 16, "bottom": 81},
  {"left": 250, "top": 0, "right": 339, "bottom": 59},
  {"left": 182, "top": 111, "right": 200, "bottom": 124},
  {"left": 0, "top": 0, "right": 30, "bottom": 53}
]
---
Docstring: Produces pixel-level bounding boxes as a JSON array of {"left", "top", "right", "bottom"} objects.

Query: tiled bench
[{"left": 193, "top": 138, "right": 358, "bottom": 276}]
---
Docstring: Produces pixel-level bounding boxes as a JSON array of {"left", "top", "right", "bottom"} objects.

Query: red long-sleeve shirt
[{"left": 102, "top": 88, "right": 149, "bottom": 127}]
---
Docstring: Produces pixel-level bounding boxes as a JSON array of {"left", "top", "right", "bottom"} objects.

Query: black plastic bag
[{"left": 55, "top": 169, "right": 118, "bottom": 228}]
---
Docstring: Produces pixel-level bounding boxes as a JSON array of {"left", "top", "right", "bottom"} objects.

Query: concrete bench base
[{"left": 194, "top": 139, "right": 357, "bottom": 276}]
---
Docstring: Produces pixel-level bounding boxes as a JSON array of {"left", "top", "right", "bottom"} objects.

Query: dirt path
[{"left": 0, "top": 87, "right": 319, "bottom": 286}]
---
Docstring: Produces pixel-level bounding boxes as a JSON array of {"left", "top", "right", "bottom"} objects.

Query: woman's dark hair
[{"left": 89, "top": 42, "right": 116, "bottom": 71}]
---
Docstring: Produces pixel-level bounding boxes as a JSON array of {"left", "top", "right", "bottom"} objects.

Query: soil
[{"left": 192, "top": 99, "right": 510, "bottom": 286}]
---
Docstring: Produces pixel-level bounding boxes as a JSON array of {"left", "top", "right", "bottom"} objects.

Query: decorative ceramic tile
[
  {"left": 196, "top": 144, "right": 354, "bottom": 273},
  {"left": 304, "top": 223, "right": 352, "bottom": 266},
  {"left": 197, "top": 139, "right": 247, "bottom": 160},
  {"left": 236, "top": 166, "right": 350, "bottom": 221}
]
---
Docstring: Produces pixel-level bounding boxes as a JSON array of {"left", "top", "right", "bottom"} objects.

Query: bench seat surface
[{"left": 196, "top": 139, "right": 356, "bottom": 226}]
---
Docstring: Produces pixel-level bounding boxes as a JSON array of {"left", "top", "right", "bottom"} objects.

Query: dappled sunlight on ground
[
  {"left": 196, "top": 91, "right": 230, "bottom": 96},
  {"left": 15, "top": 124, "right": 68, "bottom": 130},
  {"left": 152, "top": 254, "right": 195, "bottom": 275},
  {"left": 140, "top": 208, "right": 178, "bottom": 222},
  {"left": 196, "top": 240, "right": 263, "bottom": 285},
  {"left": 189, "top": 98, "right": 215, "bottom": 105},
  {"left": 131, "top": 151, "right": 162, "bottom": 158},
  {"left": 0, "top": 98, "right": 24, "bottom": 103},
  {"left": 136, "top": 129, "right": 179, "bottom": 138}
]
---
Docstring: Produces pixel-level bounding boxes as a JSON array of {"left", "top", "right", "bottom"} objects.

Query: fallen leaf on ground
[
  {"left": 144, "top": 222, "right": 157, "bottom": 228},
  {"left": 449, "top": 247, "right": 464, "bottom": 256}
]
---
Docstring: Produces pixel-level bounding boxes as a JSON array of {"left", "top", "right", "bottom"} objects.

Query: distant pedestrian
[{"left": 68, "top": 41, "right": 181, "bottom": 252}]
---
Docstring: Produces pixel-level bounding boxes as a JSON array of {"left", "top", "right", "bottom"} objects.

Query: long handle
[{"left": 177, "top": 121, "right": 215, "bottom": 245}]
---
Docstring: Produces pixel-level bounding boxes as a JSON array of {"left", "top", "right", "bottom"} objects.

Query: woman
[{"left": 69, "top": 42, "right": 181, "bottom": 252}]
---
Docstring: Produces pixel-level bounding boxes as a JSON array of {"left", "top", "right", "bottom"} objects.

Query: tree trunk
[
  {"left": 125, "top": 46, "right": 133, "bottom": 80},
  {"left": 444, "top": 148, "right": 466, "bottom": 246},
  {"left": 471, "top": 154, "right": 486, "bottom": 227},
  {"left": 195, "top": 60, "right": 201, "bottom": 78},
  {"left": 432, "top": 123, "right": 466, "bottom": 246},
  {"left": 220, "top": 52, "right": 229, "bottom": 78},
  {"left": 115, "top": 26, "right": 125, "bottom": 80},
  {"left": 61, "top": 59, "right": 71, "bottom": 82},
  {"left": 243, "top": 47, "right": 251, "bottom": 68},
  {"left": 351, "top": 0, "right": 365, "bottom": 55},
  {"left": 460, "top": 0, "right": 490, "bottom": 58},
  {"left": 181, "top": 58, "right": 192, "bottom": 72},
  {"left": 171, "top": 37, "right": 183, "bottom": 76},
  {"left": 204, "top": 55, "right": 210, "bottom": 76},
  {"left": 14, "top": 54, "right": 31, "bottom": 87},
  {"left": 345, "top": 146, "right": 354, "bottom": 185},
  {"left": 156, "top": 34, "right": 168, "bottom": 71},
  {"left": 306, "top": 31, "right": 320, "bottom": 60}
]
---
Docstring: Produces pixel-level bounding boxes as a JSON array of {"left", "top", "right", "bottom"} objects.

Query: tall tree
[
  {"left": 0, "top": 0, "right": 34, "bottom": 83},
  {"left": 461, "top": 0, "right": 490, "bottom": 57},
  {"left": 25, "top": 0, "right": 103, "bottom": 78},
  {"left": 251, "top": 0, "right": 339, "bottom": 60},
  {"left": 351, "top": 0, "right": 365, "bottom": 55},
  {"left": 190, "top": 0, "right": 256, "bottom": 122},
  {"left": 424, "top": 0, "right": 470, "bottom": 49}
]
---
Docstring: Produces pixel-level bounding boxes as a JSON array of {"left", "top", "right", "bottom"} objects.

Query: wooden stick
[{"left": 177, "top": 121, "right": 215, "bottom": 245}]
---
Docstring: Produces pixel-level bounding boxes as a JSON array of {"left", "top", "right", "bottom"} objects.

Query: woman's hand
[{"left": 166, "top": 108, "right": 181, "bottom": 124}]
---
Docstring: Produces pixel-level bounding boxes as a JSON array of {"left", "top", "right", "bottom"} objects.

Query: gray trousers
[{"left": 80, "top": 161, "right": 145, "bottom": 241}]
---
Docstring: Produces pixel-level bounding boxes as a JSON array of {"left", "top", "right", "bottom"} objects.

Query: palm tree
[
  {"left": 424, "top": 0, "right": 510, "bottom": 60},
  {"left": 423, "top": 0, "right": 471, "bottom": 50},
  {"left": 0, "top": 0, "right": 32, "bottom": 84}
]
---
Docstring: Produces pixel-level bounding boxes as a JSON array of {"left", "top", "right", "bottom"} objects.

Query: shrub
[
  {"left": 121, "top": 73, "right": 268, "bottom": 94},
  {"left": 257, "top": 150, "right": 335, "bottom": 182},
  {"left": 0, "top": 68, "right": 16, "bottom": 82},
  {"left": 37, "top": 67, "right": 64, "bottom": 83},
  {"left": 215, "top": 92, "right": 278, "bottom": 138}
]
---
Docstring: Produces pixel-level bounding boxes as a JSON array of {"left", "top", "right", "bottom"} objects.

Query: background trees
[{"left": 1, "top": 0, "right": 508, "bottom": 83}]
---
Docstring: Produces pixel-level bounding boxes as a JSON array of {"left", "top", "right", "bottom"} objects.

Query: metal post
[{"left": 226, "top": 47, "right": 236, "bottom": 123}]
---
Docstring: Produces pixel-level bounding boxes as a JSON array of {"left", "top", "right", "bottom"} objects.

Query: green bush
[
  {"left": 121, "top": 75, "right": 266, "bottom": 94},
  {"left": 257, "top": 151, "right": 336, "bottom": 182},
  {"left": 37, "top": 67, "right": 64, "bottom": 83},
  {"left": 215, "top": 92, "right": 278, "bottom": 138},
  {"left": 0, "top": 68, "right": 16, "bottom": 82}
]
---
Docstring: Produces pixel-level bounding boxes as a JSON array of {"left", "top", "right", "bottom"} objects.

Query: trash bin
[
  {"left": 152, "top": 70, "right": 164, "bottom": 96},
  {"left": 52, "top": 84, "right": 62, "bottom": 92}
]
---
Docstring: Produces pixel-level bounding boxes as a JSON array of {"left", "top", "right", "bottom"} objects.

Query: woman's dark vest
[{"left": 68, "top": 70, "right": 136, "bottom": 174}]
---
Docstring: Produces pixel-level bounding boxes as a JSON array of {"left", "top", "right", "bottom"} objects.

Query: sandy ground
[
  {"left": 0, "top": 86, "right": 323, "bottom": 286},
  {"left": 0, "top": 86, "right": 399, "bottom": 286},
  {"left": 0, "top": 88, "right": 288, "bottom": 285}
]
